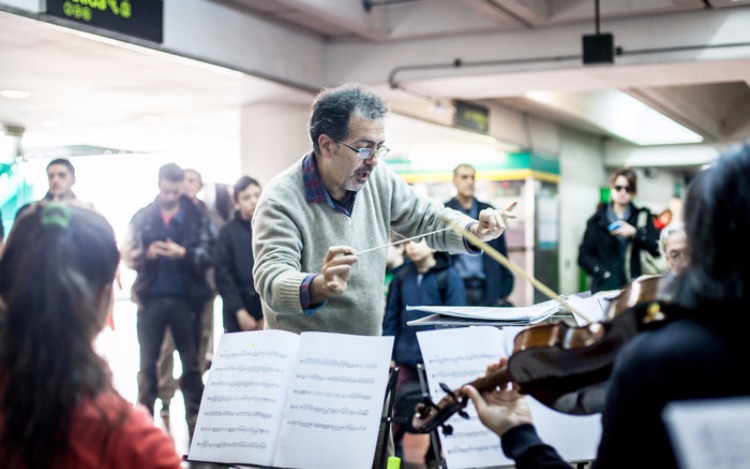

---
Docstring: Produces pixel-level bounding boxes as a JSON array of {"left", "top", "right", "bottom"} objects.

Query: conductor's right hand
[{"left": 311, "top": 246, "right": 358, "bottom": 303}]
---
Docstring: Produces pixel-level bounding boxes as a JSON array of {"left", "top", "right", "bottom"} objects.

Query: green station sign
[{"left": 46, "top": 0, "right": 163, "bottom": 43}]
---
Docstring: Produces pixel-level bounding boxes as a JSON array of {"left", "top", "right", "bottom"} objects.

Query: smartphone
[{"left": 608, "top": 220, "right": 622, "bottom": 231}]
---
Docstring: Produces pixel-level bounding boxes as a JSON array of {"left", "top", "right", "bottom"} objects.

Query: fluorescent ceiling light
[
  {"left": 525, "top": 90, "right": 703, "bottom": 146},
  {"left": 0, "top": 89, "right": 31, "bottom": 99}
]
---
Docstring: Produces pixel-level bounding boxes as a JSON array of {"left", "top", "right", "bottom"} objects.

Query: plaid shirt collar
[{"left": 302, "top": 152, "right": 354, "bottom": 216}]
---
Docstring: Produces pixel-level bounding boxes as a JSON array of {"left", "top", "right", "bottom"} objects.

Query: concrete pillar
[{"left": 240, "top": 102, "right": 311, "bottom": 185}]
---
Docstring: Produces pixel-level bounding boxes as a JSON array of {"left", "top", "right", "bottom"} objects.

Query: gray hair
[
  {"left": 659, "top": 221, "right": 685, "bottom": 256},
  {"left": 309, "top": 84, "right": 388, "bottom": 155}
]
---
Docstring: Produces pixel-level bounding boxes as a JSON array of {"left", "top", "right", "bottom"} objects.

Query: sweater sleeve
[
  {"left": 384, "top": 164, "right": 476, "bottom": 255},
  {"left": 252, "top": 177, "right": 315, "bottom": 316}
]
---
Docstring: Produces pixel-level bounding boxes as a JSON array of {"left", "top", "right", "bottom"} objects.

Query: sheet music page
[
  {"left": 565, "top": 295, "right": 609, "bottom": 326},
  {"left": 418, "top": 326, "right": 601, "bottom": 468},
  {"left": 663, "top": 397, "right": 750, "bottom": 469},
  {"left": 273, "top": 332, "right": 394, "bottom": 469},
  {"left": 417, "top": 326, "right": 506, "bottom": 469},
  {"left": 406, "top": 303, "right": 557, "bottom": 322},
  {"left": 188, "top": 330, "right": 300, "bottom": 466}
]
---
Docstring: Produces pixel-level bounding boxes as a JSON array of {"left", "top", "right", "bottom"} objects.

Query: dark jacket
[
  {"left": 122, "top": 195, "right": 214, "bottom": 312},
  {"left": 500, "top": 308, "right": 750, "bottom": 469},
  {"left": 578, "top": 202, "right": 660, "bottom": 293},
  {"left": 383, "top": 252, "right": 465, "bottom": 365},
  {"left": 214, "top": 211, "right": 262, "bottom": 333},
  {"left": 445, "top": 197, "right": 514, "bottom": 305}
]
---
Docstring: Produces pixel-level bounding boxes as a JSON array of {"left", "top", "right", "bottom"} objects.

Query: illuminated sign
[
  {"left": 46, "top": 0, "right": 163, "bottom": 43},
  {"left": 454, "top": 100, "right": 489, "bottom": 134}
]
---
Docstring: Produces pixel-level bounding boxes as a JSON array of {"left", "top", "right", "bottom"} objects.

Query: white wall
[
  {"left": 240, "top": 102, "right": 311, "bottom": 185},
  {"left": 0, "top": 0, "right": 39, "bottom": 12},
  {"left": 558, "top": 130, "right": 607, "bottom": 294}
]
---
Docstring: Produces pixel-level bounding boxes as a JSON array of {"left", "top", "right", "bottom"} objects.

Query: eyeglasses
[
  {"left": 613, "top": 185, "right": 633, "bottom": 193},
  {"left": 338, "top": 141, "right": 390, "bottom": 160}
]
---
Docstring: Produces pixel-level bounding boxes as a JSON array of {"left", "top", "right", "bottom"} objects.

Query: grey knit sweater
[{"left": 252, "top": 154, "right": 476, "bottom": 336}]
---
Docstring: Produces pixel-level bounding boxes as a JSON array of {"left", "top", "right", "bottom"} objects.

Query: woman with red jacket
[{"left": 0, "top": 203, "right": 182, "bottom": 468}]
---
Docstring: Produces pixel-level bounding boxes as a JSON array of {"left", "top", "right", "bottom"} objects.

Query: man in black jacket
[
  {"left": 214, "top": 176, "right": 263, "bottom": 333},
  {"left": 121, "top": 163, "right": 214, "bottom": 439},
  {"left": 445, "top": 164, "right": 514, "bottom": 306}
]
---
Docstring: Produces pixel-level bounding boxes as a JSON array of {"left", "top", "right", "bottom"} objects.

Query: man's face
[
  {"left": 665, "top": 230, "right": 690, "bottom": 275},
  {"left": 46, "top": 164, "right": 75, "bottom": 199},
  {"left": 158, "top": 179, "right": 182, "bottom": 210},
  {"left": 321, "top": 114, "right": 385, "bottom": 197},
  {"left": 236, "top": 183, "right": 262, "bottom": 221},
  {"left": 182, "top": 170, "right": 202, "bottom": 200},
  {"left": 453, "top": 166, "right": 476, "bottom": 200}
]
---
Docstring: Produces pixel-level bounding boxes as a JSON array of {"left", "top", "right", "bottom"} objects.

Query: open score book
[{"left": 188, "top": 330, "right": 394, "bottom": 469}]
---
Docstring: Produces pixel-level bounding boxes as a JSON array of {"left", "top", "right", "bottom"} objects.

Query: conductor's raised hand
[
  {"left": 471, "top": 202, "right": 518, "bottom": 241},
  {"left": 311, "top": 246, "right": 358, "bottom": 302},
  {"left": 462, "top": 357, "right": 533, "bottom": 437}
]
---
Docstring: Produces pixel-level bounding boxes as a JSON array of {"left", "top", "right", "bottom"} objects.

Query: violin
[{"left": 411, "top": 275, "right": 676, "bottom": 435}]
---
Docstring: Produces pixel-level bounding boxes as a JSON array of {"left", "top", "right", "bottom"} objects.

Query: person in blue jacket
[{"left": 383, "top": 238, "right": 465, "bottom": 461}]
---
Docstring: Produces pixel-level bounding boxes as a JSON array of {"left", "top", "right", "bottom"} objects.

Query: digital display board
[
  {"left": 46, "top": 0, "right": 163, "bottom": 43},
  {"left": 454, "top": 100, "right": 490, "bottom": 134}
]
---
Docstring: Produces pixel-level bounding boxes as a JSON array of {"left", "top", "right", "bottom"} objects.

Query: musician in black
[{"left": 464, "top": 142, "right": 750, "bottom": 468}]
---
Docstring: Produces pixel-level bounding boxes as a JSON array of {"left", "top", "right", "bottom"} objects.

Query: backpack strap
[{"left": 435, "top": 269, "right": 450, "bottom": 304}]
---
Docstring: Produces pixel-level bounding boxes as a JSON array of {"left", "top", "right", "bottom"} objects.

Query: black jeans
[{"left": 137, "top": 296, "right": 204, "bottom": 435}]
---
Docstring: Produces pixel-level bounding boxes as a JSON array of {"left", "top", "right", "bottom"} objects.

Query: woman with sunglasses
[{"left": 578, "top": 168, "right": 661, "bottom": 293}]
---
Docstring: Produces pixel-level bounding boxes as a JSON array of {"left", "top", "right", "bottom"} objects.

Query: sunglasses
[{"left": 613, "top": 185, "right": 633, "bottom": 193}]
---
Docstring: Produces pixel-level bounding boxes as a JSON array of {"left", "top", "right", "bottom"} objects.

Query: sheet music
[
  {"left": 565, "top": 294, "right": 610, "bottom": 326},
  {"left": 418, "top": 326, "right": 601, "bottom": 468},
  {"left": 417, "top": 327, "right": 507, "bottom": 469},
  {"left": 406, "top": 302, "right": 558, "bottom": 322},
  {"left": 273, "top": 332, "right": 394, "bottom": 469},
  {"left": 663, "top": 397, "right": 750, "bottom": 469},
  {"left": 189, "top": 330, "right": 299, "bottom": 466}
]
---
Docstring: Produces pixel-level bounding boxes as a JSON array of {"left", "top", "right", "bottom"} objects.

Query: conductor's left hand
[{"left": 471, "top": 202, "right": 518, "bottom": 241}]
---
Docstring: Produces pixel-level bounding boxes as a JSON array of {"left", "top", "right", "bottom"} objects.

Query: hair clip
[{"left": 40, "top": 203, "right": 72, "bottom": 230}]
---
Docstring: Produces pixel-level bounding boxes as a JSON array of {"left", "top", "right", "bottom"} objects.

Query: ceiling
[{"left": 2, "top": 0, "right": 750, "bottom": 163}]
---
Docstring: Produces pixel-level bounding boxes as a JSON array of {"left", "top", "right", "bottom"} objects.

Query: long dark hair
[
  {"left": 676, "top": 142, "right": 750, "bottom": 315},
  {"left": 0, "top": 203, "right": 121, "bottom": 468}
]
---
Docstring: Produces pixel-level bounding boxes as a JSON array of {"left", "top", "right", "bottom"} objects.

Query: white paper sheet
[
  {"left": 417, "top": 327, "right": 507, "bottom": 469},
  {"left": 565, "top": 295, "right": 610, "bottom": 326},
  {"left": 189, "top": 330, "right": 299, "bottom": 466},
  {"left": 406, "top": 302, "right": 558, "bottom": 323},
  {"left": 417, "top": 326, "right": 601, "bottom": 469},
  {"left": 663, "top": 397, "right": 750, "bottom": 469},
  {"left": 274, "top": 332, "right": 394, "bottom": 469}
]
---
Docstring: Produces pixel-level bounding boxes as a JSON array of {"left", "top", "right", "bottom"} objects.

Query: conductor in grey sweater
[{"left": 252, "top": 83, "right": 514, "bottom": 337}]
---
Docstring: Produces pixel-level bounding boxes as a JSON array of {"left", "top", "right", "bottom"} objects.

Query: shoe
[{"left": 160, "top": 402, "right": 170, "bottom": 419}]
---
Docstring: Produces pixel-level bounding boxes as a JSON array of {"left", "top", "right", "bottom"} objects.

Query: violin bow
[{"left": 440, "top": 214, "right": 594, "bottom": 324}]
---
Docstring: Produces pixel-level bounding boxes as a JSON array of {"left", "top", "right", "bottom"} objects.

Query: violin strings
[
  {"left": 438, "top": 215, "right": 594, "bottom": 324},
  {"left": 355, "top": 227, "right": 452, "bottom": 255}
]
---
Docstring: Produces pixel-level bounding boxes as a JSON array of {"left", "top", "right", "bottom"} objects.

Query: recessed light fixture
[
  {"left": 41, "top": 120, "right": 60, "bottom": 128},
  {"left": 525, "top": 90, "right": 703, "bottom": 146},
  {"left": 0, "top": 89, "right": 31, "bottom": 99}
]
